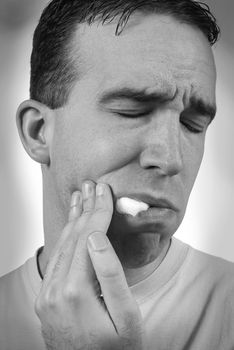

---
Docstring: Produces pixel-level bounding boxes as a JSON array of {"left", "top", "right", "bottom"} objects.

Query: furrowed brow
[
  {"left": 98, "top": 87, "right": 170, "bottom": 105},
  {"left": 97, "top": 87, "right": 217, "bottom": 122},
  {"left": 189, "top": 96, "right": 217, "bottom": 122}
]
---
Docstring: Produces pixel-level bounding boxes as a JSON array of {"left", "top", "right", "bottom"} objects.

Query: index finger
[{"left": 65, "top": 183, "right": 114, "bottom": 296}]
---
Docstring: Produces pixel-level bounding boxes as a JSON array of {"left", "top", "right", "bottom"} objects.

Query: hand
[{"left": 35, "top": 181, "right": 146, "bottom": 350}]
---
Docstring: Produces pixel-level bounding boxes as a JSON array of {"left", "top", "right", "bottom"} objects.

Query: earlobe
[{"left": 16, "top": 100, "right": 53, "bottom": 165}]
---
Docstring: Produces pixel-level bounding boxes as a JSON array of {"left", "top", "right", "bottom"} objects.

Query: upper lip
[{"left": 116, "top": 193, "right": 178, "bottom": 212}]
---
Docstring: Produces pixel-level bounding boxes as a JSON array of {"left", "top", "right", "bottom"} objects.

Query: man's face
[{"left": 49, "top": 13, "right": 216, "bottom": 245}]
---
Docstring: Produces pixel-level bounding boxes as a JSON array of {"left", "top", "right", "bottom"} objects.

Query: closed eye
[
  {"left": 113, "top": 110, "right": 152, "bottom": 118},
  {"left": 180, "top": 115, "right": 211, "bottom": 134},
  {"left": 113, "top": 109, "right": 209, "bottom": 134},
  {"left": 180, "top": 121, "right": 204, "bottom": 134},
  {"left": 180, "top": 109, "right": 212, "bottom": 134}
]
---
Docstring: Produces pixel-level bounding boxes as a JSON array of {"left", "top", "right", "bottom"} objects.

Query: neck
[
  {"left": 109, "top": 232, "right": 171, "bottom": 286},
  {"left": 38, "top": 232, "right": 171, "bottom": 287},
  {"left": 124, "top": 240, "right": 170, "bottom": 286}
]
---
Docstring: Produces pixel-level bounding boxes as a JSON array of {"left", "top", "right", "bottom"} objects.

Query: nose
[{"left": 139, "top": 111, "right": 183, "bottom": 176}]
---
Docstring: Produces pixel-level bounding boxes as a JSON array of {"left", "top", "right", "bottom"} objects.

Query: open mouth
[
  {"left": 113, "top": 196, "right": 177, "bottom": 233},
  {"left": 115, "top": 194, "right": 177, "bottom": 217}
]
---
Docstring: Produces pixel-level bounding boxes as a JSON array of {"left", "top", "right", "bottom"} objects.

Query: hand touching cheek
[{"left": 35, "top": 181, "right": 146, "bottom": 350}]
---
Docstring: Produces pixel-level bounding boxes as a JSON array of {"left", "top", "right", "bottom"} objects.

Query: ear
[{"left": 16, "top": 100, "right": 54, "bottom": 165}]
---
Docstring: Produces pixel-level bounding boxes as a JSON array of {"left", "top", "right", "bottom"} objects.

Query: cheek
[
  {"left": 52, "top": 123, "right": 136, "bottom": 192},
  {"left": 183, "top": 137, "right": 205, "bottom": 191},
  {"left": 80, "top": 133, "right": 138, "bottom": 180}
]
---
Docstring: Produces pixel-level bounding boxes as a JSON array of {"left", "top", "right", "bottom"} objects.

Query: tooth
[{"left": 116, "top": 197, "right": 149, "bottom": 217}]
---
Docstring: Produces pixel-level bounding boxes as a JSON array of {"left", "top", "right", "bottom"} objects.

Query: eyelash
[
  {"left": 117, "top": 111, "right": 150, "bottom": 118},
  {"left": 181, "top": 122, "right": 204, "bottom": 134},
  {"left": 115, "top": 112, "right": 204, "bottom": 134}
]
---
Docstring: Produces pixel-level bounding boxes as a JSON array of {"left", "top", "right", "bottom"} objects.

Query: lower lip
[{"left": 114, "top": 206, "right": 176, "bottom": 228}]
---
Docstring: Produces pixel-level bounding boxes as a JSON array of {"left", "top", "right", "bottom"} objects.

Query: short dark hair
[{"left": 30, "top": 0, "right": 220, "bottom": 109}]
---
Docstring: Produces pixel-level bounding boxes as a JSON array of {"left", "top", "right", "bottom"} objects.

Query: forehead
[{"left": 72, "top": 13, "right": 216, "bottom": 104}]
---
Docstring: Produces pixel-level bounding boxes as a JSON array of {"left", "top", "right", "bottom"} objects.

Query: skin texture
[
  {"left": 34, "top": 183, "right": 146, "bottom": 349},
  {"left": 41, "top": 14, "right": 215, "bottom": 275},
  {"left": 16, "top": 13, "right": 216, "bottom": 349}
]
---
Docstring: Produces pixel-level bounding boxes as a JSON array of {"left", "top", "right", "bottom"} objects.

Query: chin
[
  {"left": 108, "top": 207, "right": 181, "bottom": 238},
  {"left": 109, "top": 229, "right": 171, "bottom": 269}
]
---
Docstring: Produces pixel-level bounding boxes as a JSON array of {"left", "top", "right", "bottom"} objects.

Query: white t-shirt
[{"left": 0, "top": 238, "right": 233, "bottom": 350}]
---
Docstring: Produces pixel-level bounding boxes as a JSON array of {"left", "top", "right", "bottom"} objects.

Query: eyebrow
[
  {"left": 98, "top": 87, "right": 216, "bottom": 121},
  {"left": 98, "top": 87, "right": 171, "bottom": 104},
  {"left": 189, "top": 96, "right": 216, "bottom": 122}
]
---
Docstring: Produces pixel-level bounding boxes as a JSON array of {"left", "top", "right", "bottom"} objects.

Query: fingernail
[
  {"left": 96, "top": 183, "right": 105, "bottom": 196},
  {"left": 70, "top": 191, "right": 80, "bottom": 207},
  {"left": 83, "top": 182, "right": 93, "bottom": 198},
  {"left": 88, "top": 232, "right": 109, "bottom": 252}
]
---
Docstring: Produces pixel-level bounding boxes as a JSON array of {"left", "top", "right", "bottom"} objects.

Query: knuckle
[
  {"left": 42, "top": 285, "right": 59, "bottom": 310},
  {"left": 34, "top": 296, "right": 43, "bottom": 315},
  {"left": 62, "top": 283, "right": 81, "bottom": 305},
  {"left": 95, "top": 207, "right": 112, "bottom": 215},
  {"left": 44, "top": 295, "right": 57, "bottom": 310},
  {"left": 82, "top": 197, "right": 94, "bottom": 211},
  {"left": 99, "top": 260, "right": 122, "bottom": 279},
  {"left": 35, "top": 292, "right": 57, "bottom": 315},
  {"left": 82, "top": 205, "right": 92, "bottom": 214}
]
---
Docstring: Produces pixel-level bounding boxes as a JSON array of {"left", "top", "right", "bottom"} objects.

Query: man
[{"left": 0, "top": 0, "right": 233, "bottom": 349}]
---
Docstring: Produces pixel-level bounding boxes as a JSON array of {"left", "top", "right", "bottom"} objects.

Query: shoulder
[
  {"left": 0, "top": 264, "right": 27, "bottom": 301},
  {"left": 0, "top": 265, "right": 22, "bottom": 287},
  {"left": 0, "top": 257, "right": 45, "bottom": 350},
  {"left": 0, "top": 264, "right": 28, "bottom": 335},
  {"left": 0, "top": 254, "right": 41, "bottom": 324},
  {"left": 174, "top": 238, "right": 234, "bottom": 274},
  {"left": 0, "top": 252, "right": 41, "bottom": 302},
  {"left": 187, "top": 243, "right": 234, "bottom": 278},
  {"left": 180, "top": 240, "right": 234, "bottom": 295}
]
